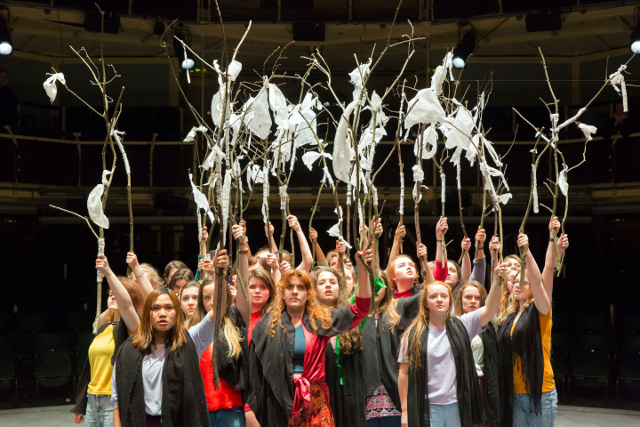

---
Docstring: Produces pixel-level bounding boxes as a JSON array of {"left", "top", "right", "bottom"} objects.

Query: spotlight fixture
[
  {"left": 172, "top": 24, "right": 194, "bottom": 71},
  {"left": 631, "top": 22, "right": 640, "bottom": 54},
  {"left": 452, "top": 30, "right": 476, "bottom": 69},
  {"left": 0, "top": 8, "right": 12, "bottom": 56}
]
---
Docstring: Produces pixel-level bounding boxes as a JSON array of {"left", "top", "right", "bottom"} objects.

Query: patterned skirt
[
  {"left": 288, "top": 383, "right": 334, "bottom": 427},
  {"left": 365, "top": 385, "right": 402, "bottom": 420}
]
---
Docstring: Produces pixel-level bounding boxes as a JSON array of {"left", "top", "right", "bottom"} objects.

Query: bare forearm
[
  {"left": 398, "top": 366, "right": 408, "bottom": 413},
  {"left": 387, "top": 238, "right": 401, "bottom": 271},
  {"left": 462, "top": 251, "right": 471, "bottom": 281},
  {"left": 314, "top": 242, "right": 327, "bottom": 263},
  {"left": 356, "top": 262, "right": 372, "bottom": 300},
  {"left": 296, "top": 230, "right": 313, "bottom": 271}
]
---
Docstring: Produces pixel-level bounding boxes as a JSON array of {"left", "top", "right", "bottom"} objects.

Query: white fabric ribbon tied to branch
[
  {"left": 532, "top": 164, "right": 539, "bottom": 214},
  {"left": 302, "top": 151, "right": 333, "bottom": 171},
  {"left": 96, "top": 238, "right": 105, "bottom": 282},
  {"left": 201, "top": 144, "right": 225, "bottom": 171},
  {"left": 321, "top": 166, "right": 334, "bottom": 186},
  {"left": 414, "top": 125, "right": 438, "bottom": 159},
  {"left": 221, "top": 170, "right": 232, "bottom": 246},
  {"left": 578, "top": 123, "right": 597, "bottom": 141},
  {"left": 333, "top": 100, "right": 359, "bottom": 183},
  {"left": 262, "top": 165, "right": 270, "bottom": 224},
  {"left": 189, "top": 173, "right": 214, "bottom": 223},
  {"left": 87, "top": 170, "right": 112, "bottom": 229},
  {"left": 43, "top": 73, "right": 66, "bottom": 104},
  {"left": 289, "top": 93, "right": 322, "bottom": 148},
  {"left": 559, "top": 164, "right": 569, "bottom": 196},
  {"left": 111, "top": 129, "right": 131, "bottom": 174},
  {"left": 349, "top": 58, "right": 372, "bottom": 101},
  {"left": 279, "top": 185, "right": 288, "bottom": 210},
  {"left": 184, "top": 125, "right": 208, "bottom": 142},
  {"left": 404, "top": 88, "right": 446, "bottom": 130},
  {"left": 399, "top": 172, "right": 405, "bottom": 215},
  {"left": 609, "top": 64, "right": 628, "bottom": 112}
]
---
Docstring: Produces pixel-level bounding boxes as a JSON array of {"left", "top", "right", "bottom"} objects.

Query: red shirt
[
  {"left": 247, "top": 311, "right": 263, "bottom": 344},
  {"left": 394, "top": 288, "right": 413, "bottom": 299},
  {"left": 200, "top": 344, "right": 243, "bottom": 412}
]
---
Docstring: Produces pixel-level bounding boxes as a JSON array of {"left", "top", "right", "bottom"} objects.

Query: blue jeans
[
  {"left": 209, "top": 407, "right": 245, "bottom": 427},
  {"left": 85, "top": 394, "right": 114, "bottom": 427},
  {"left": 367, "top": 416, "right": 401, "bottom": 427},
  {"left": 426, "top": 402, "right": 461, "bottom": 427},
  {"left": 513, "top": 388, "right": 558, "bottom": 427}
]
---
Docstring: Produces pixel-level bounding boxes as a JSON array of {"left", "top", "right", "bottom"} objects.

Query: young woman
[
  {"left": 313, "top": 266, "right": 366, "bottom": 427},
  {"left": 111, "top": 276, "right": 222, "bottom": 427},
  {"left": 233, "top": 224, "right": 276, "bottom": 427},
  {"left": 460, "top": 227, "right": 487, "bottom": 287},
  {"left": 71, "top": 254, "right": 147, "bottom": 426},
  {"left": 179, "top": 281, "right": 200, "bottom": 322},
  {"left": 163, "top": 260, "right": 189, "bottom": 285},
  {"left": 168, "top": 268, "right": 194, "bottom": 295},
  {"left": 248, "top": 255, "right": 372, "bottom": 427},
  {"left": 387, "top": 242, "right": 427, "bottom": 298},
  {"left": 454, "top": 281, "right": 505, "bottom": 427},
  {"left": 497, "top": 230, "right": 568, "bottom": 427},
  {"left": 397, "top": 261, "right": 508, "bottom": 427}
]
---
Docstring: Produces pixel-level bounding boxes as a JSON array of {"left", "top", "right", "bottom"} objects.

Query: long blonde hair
[
  {"left": 312, "top": 267, "right": 363, "bottom": 355},
  {"left": 186, "top": 276, "right": 243, "bottom": 360},
  {"left": 499, "top": 271, "right": 534, "bottom": 325},
  {"left": 267, "top": 270, "right": 333, "bottom": 337},
  {"left": 402, "top": 281, "right": 454, "bottom": 372}
]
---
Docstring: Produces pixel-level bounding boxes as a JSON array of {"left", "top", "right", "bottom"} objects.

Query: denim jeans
[
  {"left": 209, "top": 406, "right": 245, "bottom": 427},
  {"left": 513, "top": 388, "right": 558, "bottom": 427},
  {"left": 426, "top": 402, "right": 461, "bottom": 427},
  {"left": 367, "top": 416, "right": 401, "bottom": 427},
  {"left": 85, "top": 394, "right": 114, "bottom": 427}
]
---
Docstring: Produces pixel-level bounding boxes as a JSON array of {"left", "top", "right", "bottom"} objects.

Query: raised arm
[
  {"left": 519, "top": 234, "right": 549, "bottom": 315},
  {"left": 266, "top": 222, "right": 277, "bottom": 254},
  {"left": 309, "top": 227, "right": 327, "bottom": 264},
  {"left": 488, "top": 235, "right": 500, "bottom": 272},
  {"left": 468, "top": 227, "right": 487, "bottom": 286},
  {"left": 95, "top": 255, "right": 138, "bottom": 333},
  {"left": 433, "top": 217, "right": 449, "bottom": 281},
  {"left": 263, "top": 252, "right": 281, "bottom": 285},
  {"left": 233, "top": 224, "right": 251, "bottom": 326},
  {"left": 288, "top": 215, "right": 313, "bottom": 272},
  {"left": 386, "top": 222, "right": 406, "bottom": 272},
  {"left": 125, "top": 253, "right": 154, "bottom": 300},
  {"left": 461, "top": 237, "right": 472, "bottom": 281},
  {"left": 542, "top": 216, "right": 568, "bottom": 298},
  {"left": 354, "top": 248, "right": 373, "bottom": 300},
  {"left": 416, "top": 242, "right": 434, "bottom": 284},
  {"left": 207, "top": 249, "right": 229, "bottom": 322},
  {"left": 479, "top": 261, "right": 509, "bottom": 326}
]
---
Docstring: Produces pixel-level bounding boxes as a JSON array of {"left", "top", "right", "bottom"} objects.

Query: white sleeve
[
  {"left": 111, "top": 363, "right": 118, "bottom": 409},
  {"left": 397, "top": 334, "right": 410, "bottom": 364},
  {"left": 188, "top": 315, "right": 216, "bottom": 359},
  {"left": 460, "top": 310, "right": 485, "bottom": 341}
]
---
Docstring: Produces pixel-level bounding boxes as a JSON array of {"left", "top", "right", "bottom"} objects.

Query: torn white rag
[
  {"left": 333, "top": 100, "right": 359, "bottom": 183},
  {"left": 559, "top": 164, "right": 569, "bottom": 196},
  {"left": 578, "top": 123, "right": 597, "bottom": 141},
  {"left": 279, "top": 185, "right": 287, "bottom": 210},
  {"left": 262, "top": 165, "right": 270, "bottom": 224},
  {"left": 43, "top": 73, "right": 66, "bottom": 104},
  {"left": 414, "top": 124, "right": 438, "bottom": 159},
  {"left": 189, "top": 173, "right": 214, "bottom": 223},
  {"left": 349, "top": 58, "right": 372, "bottom": 101},
  {"left": 96, "top": 238, "right": 105, "bottom": 283},
  {"left": 404, "top": 88, "right": 446, "bottom": 130},
  {"left": 221, "top": 170, "right": 232, "bottom": 246},
  {"left": 269, "top": 82, "right": 289, "bottom": 130},
  {"left": 87, "top": 170, "right": 112, "bottom": 229},
  {"left": 184, "top": 125, "right": 208, "bottom": 142},
  {"left": 246, "top": 78, "right": 272, "bottom": 140},
  {"left": 399, "top": 172, "right": 405, "bottom": 215},
  {"left": 532, "top": 164, "right": 539, "bottom": 214},
  {"left": 302, "top": 151, "right": 333, "bottom": 171},
  {"left": 609, "top": 64, "right": 628, "bottom": 112},
  {"left": 111, "top": 129, "right": 131, "bottom": 174}
]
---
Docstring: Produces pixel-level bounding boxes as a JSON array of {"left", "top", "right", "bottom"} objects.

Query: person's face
[
  {"left": 180, "top": 287, "right": 198, "bottom": 320},
  {"left": 374, "top": 286, "right": 386, "bottom": 307},
  {"left": 282, "top": 253, "right": 291, "bottom": 264},
  {"left": 512, "top": 274, "right": 531, "bottom": 303},
  {"left": 345, "top": 269, "right": 355, "bottom": 294},
  {"left": 165, "top": 268, "right": 178, "bottom": 284},
  {"left": 461, "top": 286, "right": 481, "bottom": 314},
  {"left": 505, "top": 258, "right": 520, "bottom": 270},
  {"left": 507, "top": 270, "right": 518, "bottom": 294},
  {"left": 392, "top": 257, "right": 416, "bottom": 283},
  {"left": 283, "top": 276, "right": 308, "bottom": 310},
  {"left": 444, "top": 262, "right": 458, "bottom": 288},
  {"left": 172, "top": 279, "right": 187, "bottom": 295},
  {"left": 0, "top": 72, "right": 7, "bottom": 87},
  {"left": 426, "top": 284, "right": 450, "bottom": 315},
  {"left": 107, "top": 290, "right": 118, "bottom": 311},
  {"left": 329, "top": 256, "right": 339, "bottom": 270},
  {"left": 202, "top": 284, "right": 216, "bottom": 313},
  {"left": 316, "top": 271, "right": 340, "bottom": 307},
  {"left": 150, "top": 294, "right": 177, "bottom": 333},
  {"left": 249, "top": 277, "right": 270, "bottom": 311}
]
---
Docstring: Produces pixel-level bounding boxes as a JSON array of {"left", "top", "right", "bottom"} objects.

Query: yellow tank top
[
  {"left": 510, "top": 308, "right": 555, "bottom": 394},
  {"left": 87, "top": 325, "right": 116, "bottom": 395}
]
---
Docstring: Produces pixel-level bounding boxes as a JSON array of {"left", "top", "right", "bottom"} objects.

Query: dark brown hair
[
  {"left": 168, "top": 268, "right": 194, "bottom": 292},
  {"left": 164, "top": 260, "right": 188, "bottom": 280},
  {"left": 132, "top": 288, "right": 186, "bottom": 354}
]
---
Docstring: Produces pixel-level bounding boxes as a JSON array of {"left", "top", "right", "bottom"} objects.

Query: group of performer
[{"left": 70, "top": 214, "right": 569, "bottom": 427}]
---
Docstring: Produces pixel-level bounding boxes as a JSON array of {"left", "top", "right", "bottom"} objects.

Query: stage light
[
  {"left": 452, "top": 30, "right": 476, "bottom": 69},
  {"left": 631, "top": 24, "right": 640, "bottom": 53},
  {"left": 182, "top": 58, "right": 195, "bottom": 70},
  {"left": 0, "top": 12, "right": 12, "bottom": 56}
]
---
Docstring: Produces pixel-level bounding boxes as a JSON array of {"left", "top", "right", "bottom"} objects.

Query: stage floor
[{"left": 0, "top": 404, "right": 638, "bottom": 427}]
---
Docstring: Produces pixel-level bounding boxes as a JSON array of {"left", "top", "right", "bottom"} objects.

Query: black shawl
[
  {"left": 248, "top": 305, "right": 358, "bottom": 427},
  {"left": 407, "top": 317, "right": 486, "bottom": 427},
  {"left": 325, "top": 343, "right": 366, "bottom": 427},
  {"left": 479, "top": 321, "right": 505, "bottom": 425},
  {"left": 214, "top": 306, "right": 249, "bottom": 397},
  {"left": 114, "top": 333, "right": 209, "bottom": 427},
  {"left": 498, "top": 303, "right": 544, "bottom": 415},
  {"left": 71, "top": 320, "right": 130, "bottom": 415},
  {"left": 394, "top": 293, "right": 422, "bottom": 339},
  {"left": 361, "top": 313, "right": 401, "bottom": 411}
]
